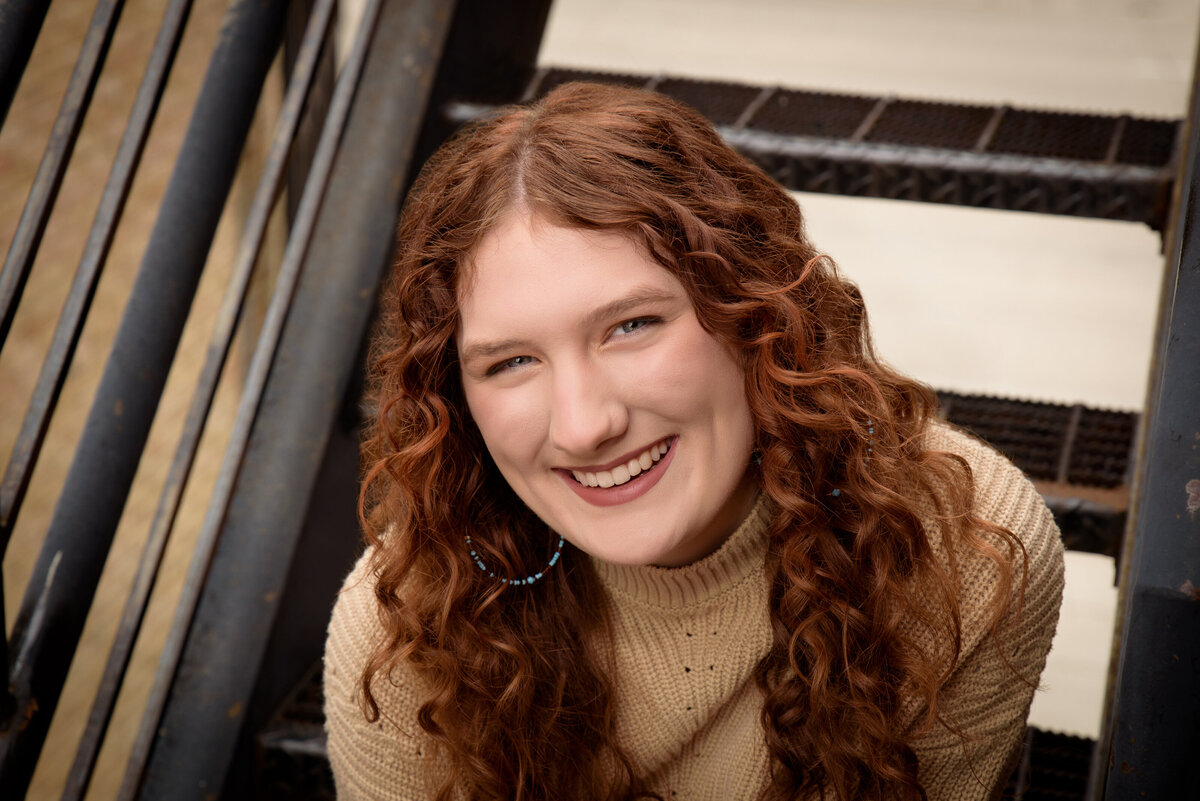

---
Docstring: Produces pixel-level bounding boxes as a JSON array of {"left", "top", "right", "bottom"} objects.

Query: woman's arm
[
  {"left": 324, "top": 550, "right": 432, "bottom": 800},
  {"left": 909, "top": 425, "right": 1066, "bottom": 800}
]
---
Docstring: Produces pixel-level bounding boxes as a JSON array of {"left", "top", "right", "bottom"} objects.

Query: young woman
[{"left": 323, "top": 81, "right": 1064, "bottom": 801}]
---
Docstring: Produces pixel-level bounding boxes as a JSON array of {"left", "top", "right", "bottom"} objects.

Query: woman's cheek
[{"left": 488, "top": 385, "right": 550, "bottom": 455}]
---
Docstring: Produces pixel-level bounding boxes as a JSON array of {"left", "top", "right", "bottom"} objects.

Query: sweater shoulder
[
  {"left": 323, "top": 547, "right": 431, "bottom": 799},
  {"left": 922, "top": 419, "right": 1061, "bottom": 555},
  {"left": 907, "top": 421, "right": 1066, "bottom": 798},
  {"left": 916, "top": 419, "right": 1065, "bottom": 656}
]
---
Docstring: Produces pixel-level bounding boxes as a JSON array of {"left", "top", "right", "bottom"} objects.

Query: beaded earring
[
  {"left": 465, "top": 533, "right": 565, "bottom": 586},
  {"left": 830, "top": 419, "right": 876, "bottom": 497}
]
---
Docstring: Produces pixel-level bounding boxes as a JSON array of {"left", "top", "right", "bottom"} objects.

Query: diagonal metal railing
[
  {"left": 0, "top": 0, "right": 288, "bottom": 793},
  {"left": 61, "top": 0, "right": 335, "bottom": 794}
]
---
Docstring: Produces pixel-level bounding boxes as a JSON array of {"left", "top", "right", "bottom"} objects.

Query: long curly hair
[{"left": 359, "top": 82, "right": 1023, "bottom": 801}]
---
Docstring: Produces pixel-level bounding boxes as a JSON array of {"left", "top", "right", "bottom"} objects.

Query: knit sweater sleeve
[
  {"left": 323, "top": 548, "right": 430, "bottom": 801},
  {"left": 908, "top": 423, "right": 1066, "bottom": 800}
]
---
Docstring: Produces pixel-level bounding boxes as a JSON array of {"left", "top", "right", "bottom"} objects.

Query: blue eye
[
  {"left": 487, "top": 355, "right": 534, "bottom": 376},
  {"left": 616, "top": 317, "right": 657, "bottom": 336}
]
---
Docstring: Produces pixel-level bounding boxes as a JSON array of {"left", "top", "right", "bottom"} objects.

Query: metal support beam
[
  {"left": 121, "top": 1, "right": 455, "bottom": 797},
  {"left": 0, "top": 0, "right": 192, "bottom": 556},
  {"left": 0, "top": 0, "right": 286, "bottom": 794},
  {"left": 0, "top": 0, "right": 124, "bottom": 349},
  {"left": 1099, "top": 36, "right": 1200, "bottom": 800},
  {"left": 0, "top": 0, "right": 52, "bottom": 128}
]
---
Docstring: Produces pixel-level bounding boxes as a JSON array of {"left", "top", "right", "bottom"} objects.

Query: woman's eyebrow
[
  {"left": 580, "top": 287, "right": 678, "bottom": 328},
  {"left": 459, "top": 287, "right": 679, "bottom": 367},
  {"left": 459, "top": 337, "right": 530, "bottom": 366}
]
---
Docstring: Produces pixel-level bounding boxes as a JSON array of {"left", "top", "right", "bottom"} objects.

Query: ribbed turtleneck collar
[{"left": 590, "top": 494, "right": 773, "bottom": 609}]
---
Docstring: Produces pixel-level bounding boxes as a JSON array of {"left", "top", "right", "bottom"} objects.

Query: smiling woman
[
  {"left": 458, "top": 216, "right": 757, "bottom": 568},
  {"left": 323, "top": 82, "right": 1065, "bottom": 801}
]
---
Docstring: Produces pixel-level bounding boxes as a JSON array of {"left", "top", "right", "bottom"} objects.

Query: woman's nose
[{"left": 548, "top": 362, "right": 628, "bottom": 456}]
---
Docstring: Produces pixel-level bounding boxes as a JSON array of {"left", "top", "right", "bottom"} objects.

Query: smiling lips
[
  {"left": 570, "top": 437, "right": 673, "bottom": 488},
  {"left": 558, "top": 437, "right": 676, "bottom": 507}
]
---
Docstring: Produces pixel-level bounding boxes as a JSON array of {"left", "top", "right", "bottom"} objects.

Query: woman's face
[{"left": 456, "top": 210, "right": 757, "bottom": 567}]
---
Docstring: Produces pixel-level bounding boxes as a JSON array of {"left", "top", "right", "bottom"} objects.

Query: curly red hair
[{"left": 360, "top": 82, "right": 1024, "bottom": 801}]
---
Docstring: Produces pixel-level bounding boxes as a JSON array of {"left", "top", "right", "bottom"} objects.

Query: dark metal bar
[
  {"left": 59, "top": 2, "right": 336, "bottom": 797},
  {"left": 445, "top": 77, "right": 1172, "bottom": 229},
  {"left": 282, "top": 0, "right": 336, "bottom": 224},
  {"left": 0, "top": 579, "right": 10, "bottom": 723},
  {"left": 122, "top": 0, "right": 461, "bottom": 796},
  {"left": 1099, "top": 35, "right": 1200, "bottom": 798},
  {"left": 973, "top": 105, "right": 1007, "bottom": 152},
  {"left": 734, "top": 85, "right": 775, "bottom": 130},
  {"left": 0, "top": 0, "right": 52, "bottom": 129},
  {"left": 0, "top": 0, "right": 125, "bottom": 348},
  {"left": 721, "top": 126, "right": 1166, "bottom": 225},
  {"left": 0, "top": 0, "right": 287, "bottom": 794},
  {"left": 1105, "top": 115, "right": 1130, "bottom": 165},
  {"left": 1056, "top": 403, "right": 1084, "bottom": 484},
  {"left": 520, "top": 65, "right": 550, "bottom": 102},
  {"left": 120, "top": 0, "right": 382, "bottom": 790},
  {"left": 849, "top": 95, "right": 891, "bottom": 143},
  {"left": 0, "top": 0, "right": 193, "bottom": 558}
]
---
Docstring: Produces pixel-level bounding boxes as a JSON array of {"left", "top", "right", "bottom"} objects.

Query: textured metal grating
[
  {"left": 937, "top": 393, "right": 1075, "bottom": 483},
  {"left": 655, "top": 77, "right": 762, "bottom": 126},
  {"left": 506, "top": 68, "right": 1179, "bottom": 229},
  {"left": 866, "top": 99, "right": 994, "bottom": 150},
  {"left": 1068, "top": 408, "right": 1138, "bottom": 487},
  {"left": 936, "top": 391, "right": 1136, "bottom": 489},
  {"left": 990, "top": 109, "right": 1117, "bottom": 162},
  {"left": 255, "top": 663, "right": 333, "bottom": 801},
  {"left": 1117, "top": 117, "right": 1178, "bottom": 167},
  {"left": 1002, "top": 728, "right": 1095, "bottom": 800},
  {"left": 534, "top": 67, "right": 650, "bottom": 97},
  {"left": 750, "top": 88, "right": 878, "bottom": 139}
]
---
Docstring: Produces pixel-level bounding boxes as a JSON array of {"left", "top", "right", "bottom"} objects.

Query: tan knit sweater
[{"left": 324, "top": 423, "right": 1065, "bottom": 799}]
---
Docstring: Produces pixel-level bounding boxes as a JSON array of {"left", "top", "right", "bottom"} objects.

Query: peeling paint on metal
[{"left": 1185, "top": 478, "right": 1200, "bottom": 514}]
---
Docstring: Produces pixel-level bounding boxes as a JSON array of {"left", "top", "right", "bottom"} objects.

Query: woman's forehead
[{"left": 455, "top": 212, "right": 688, "bottom": 346}]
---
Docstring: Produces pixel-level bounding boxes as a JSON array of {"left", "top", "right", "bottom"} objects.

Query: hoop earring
[{"left": 466, "top": 534, "right": 565, "bottom": 586}]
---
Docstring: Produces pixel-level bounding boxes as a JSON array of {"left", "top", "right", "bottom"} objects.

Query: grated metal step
[
  {"left": 936, "top": 392, "right": 1137, "bottom": 490},
  {"left": 445, "top": 67, "right": 1179, "bottom": 229},
  {"left": 1003, "top": 728, "right": 1096, "bottom": 801}
]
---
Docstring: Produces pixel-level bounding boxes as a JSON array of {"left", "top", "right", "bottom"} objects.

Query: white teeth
[{"left": 571, "top": 438, "right": 672, "bottom": 488}]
